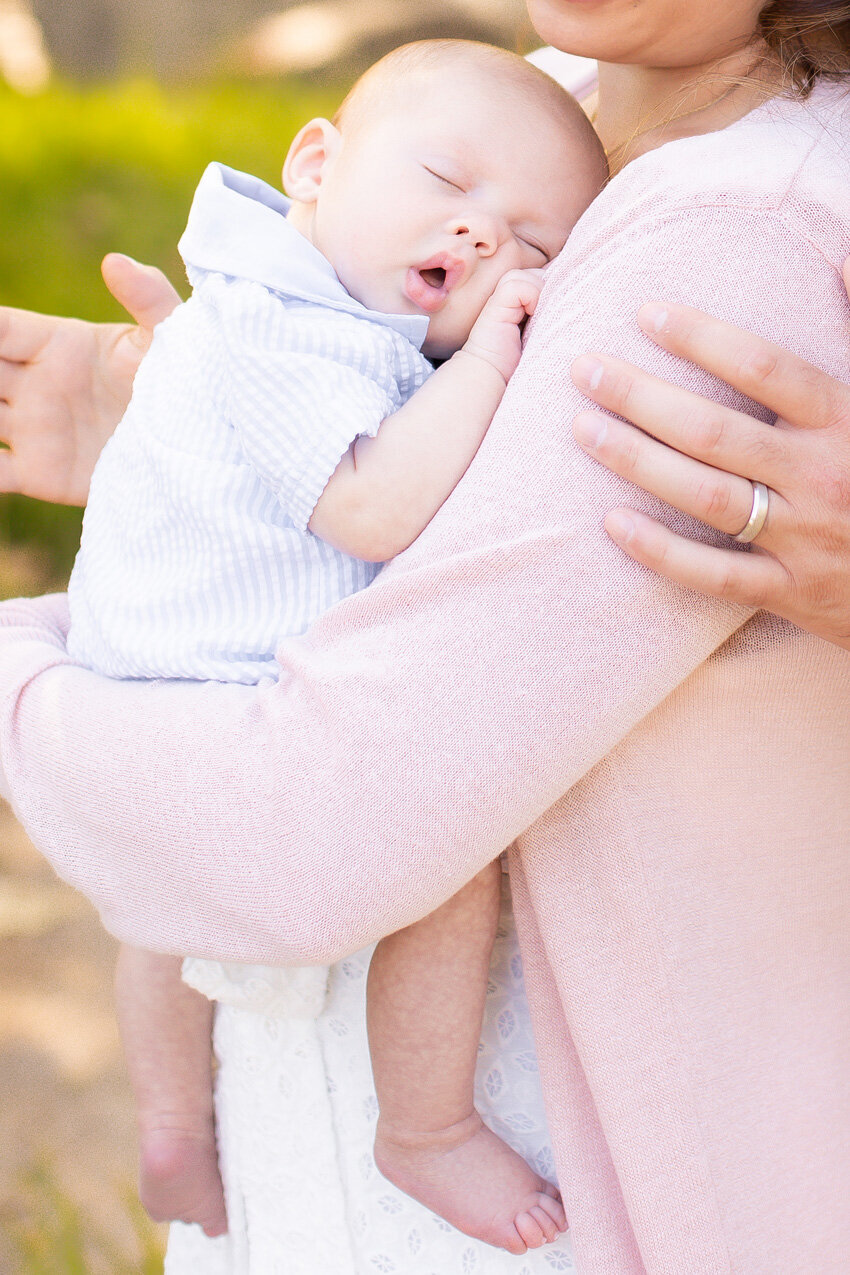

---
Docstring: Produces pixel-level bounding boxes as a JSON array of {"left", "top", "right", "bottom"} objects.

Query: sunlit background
[{"left": 0, "top": 2, "right": 536, "bottom": 1270}]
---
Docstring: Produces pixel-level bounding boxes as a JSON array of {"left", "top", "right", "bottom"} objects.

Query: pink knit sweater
[{"left": 1, "top": 82, "right": 849, "bottom": 1274}]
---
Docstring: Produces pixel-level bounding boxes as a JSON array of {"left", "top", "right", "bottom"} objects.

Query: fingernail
[
  {"left": 606, "top": 511, "right": 635, "bottom": 545},
  {"left": 570, "top": 355, "right": 604, "bottom": 392},
  {"left": 573, "top": 412, "right": 608, "bottom": 449},
  {"left": 640, "top": 303, "right": 668, "bottom": 334}
]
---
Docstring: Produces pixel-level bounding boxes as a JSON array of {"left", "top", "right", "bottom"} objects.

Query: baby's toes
[
  {"left": 514, "top": 1209, "right": 548, "bottom": 1249},
  {"left": 502, "top": 1224, "right": 529, "bottom": 1257},
  {"left": 538, "top": 1189, "right": 568, "bottom": 1232},
  {"left": 532, "top": 1201, "right": 565, "bottom": 1244}
]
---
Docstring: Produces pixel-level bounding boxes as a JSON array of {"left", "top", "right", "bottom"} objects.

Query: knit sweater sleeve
[{"left": 0, "top": 190, "right": 844, "bottom": 963}]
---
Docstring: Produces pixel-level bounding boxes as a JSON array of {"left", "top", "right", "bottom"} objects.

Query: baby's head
[{"left": 283, "top": 40, "right": 607, "bottom": 359}]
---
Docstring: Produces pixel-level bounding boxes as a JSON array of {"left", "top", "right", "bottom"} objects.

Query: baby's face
[{"left": 295, "top": 77, "right": 597, "bottom": 359}]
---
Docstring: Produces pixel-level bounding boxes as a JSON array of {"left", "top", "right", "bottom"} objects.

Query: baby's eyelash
[
  {"left": 423, "top": 166, "right": 463, "bottom": 191},
  {"left": 519, "top": 238, "right": 549, "bottom": 262}
]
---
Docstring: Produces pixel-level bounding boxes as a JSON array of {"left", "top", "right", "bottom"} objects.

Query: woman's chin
[{"left": 526, "top": 1, "right": 623, "bottom": 62}]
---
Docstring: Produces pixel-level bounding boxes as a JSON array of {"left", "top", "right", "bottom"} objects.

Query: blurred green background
[{"left": 0, "top": 73, "right": 341, "bottom": 593}]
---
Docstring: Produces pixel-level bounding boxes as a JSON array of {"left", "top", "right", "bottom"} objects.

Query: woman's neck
[{"left": 593, "top": 47, "right": 780, "bottom": 173}]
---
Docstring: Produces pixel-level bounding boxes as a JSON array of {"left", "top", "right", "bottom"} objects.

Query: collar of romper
[{"left": 177, "top": 162, "right": 430, "bottom": 350}]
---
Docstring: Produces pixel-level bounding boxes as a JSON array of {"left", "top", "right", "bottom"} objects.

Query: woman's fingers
[
  {"left": 570, "top": 352, "right": 789, "bottom": 487},
  {"left": 572, "top": 408, "right": 765, "bottom": 538},
  {"left": 637, "top": 301, "right": 845, "bottom": 432},
  {"left": 604, "top": 507, "right": 790, "bottom": 610},
  {"left": 101, "top": 253, "right": 181, "bottom": 336}
]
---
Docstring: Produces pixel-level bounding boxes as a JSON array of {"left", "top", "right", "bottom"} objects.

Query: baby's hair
[{"left": 334, "top": 39, "right": 606, "bottom": 185}]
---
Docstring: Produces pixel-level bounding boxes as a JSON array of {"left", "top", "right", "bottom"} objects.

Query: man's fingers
[
  {"left": 572, "top": 408, "right": 790, "bottom": 540},
  {"left": 0, "top": 448, "right": 22, "bottom": 494},
  {"left": 571, "top": 353, "right": 789, "bottom": 485},
  {"left": 0, "top": 359, "right": 23, "bottom": 406},
  {"left": 603, "top": 506, "right": 789, "bottom": 609},
  {"left": 636, "top": 302, "right": 846, "bottom": 431},
  {"left": 0, "top": 306, "right": 52, "bottom": 364},
  {"left": 101, "top": 254, "right": 181, "bottom": 333}
]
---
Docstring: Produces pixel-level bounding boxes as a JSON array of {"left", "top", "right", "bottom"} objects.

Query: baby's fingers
[{"left": 489, "top": 268, "right": 544, "bottom": 318}]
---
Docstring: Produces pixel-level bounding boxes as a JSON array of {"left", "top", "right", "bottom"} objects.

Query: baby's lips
[
  {"left": 405, "top": 256, "right": 458, "bottom": 311},
  {"left": 438, "top": 256, "right": 466, "bottom": 293},
  {"left": 405, "top": 254, "right": 465, "bottom": 313},
  {"left": 404, "top": 268, "right": 444, "bottom": 313}
]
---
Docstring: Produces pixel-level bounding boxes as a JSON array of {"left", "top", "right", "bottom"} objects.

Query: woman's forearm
[{"left": 0, "top": 517, "right": 746, "bottom": 965}]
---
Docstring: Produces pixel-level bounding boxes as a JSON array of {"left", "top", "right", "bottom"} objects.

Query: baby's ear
[{"left": 283, "top": 118, "right": 341, "bottom": 203}]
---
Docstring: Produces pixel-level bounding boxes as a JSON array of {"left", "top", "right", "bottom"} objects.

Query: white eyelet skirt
[{"left": 165, "top": 879, "right": 577, "bottom": 1274}]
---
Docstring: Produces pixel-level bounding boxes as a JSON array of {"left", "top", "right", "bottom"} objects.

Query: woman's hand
[
  {"left": 0, "top": 254, "right": 180, "bottom": 506},
  {"left": 570, "top": 260, "right": 850, "bottom": 651}
]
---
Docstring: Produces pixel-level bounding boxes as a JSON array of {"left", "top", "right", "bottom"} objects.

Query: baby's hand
[{"left": 461, "top": 268, "right": 545, "bottom": 385}]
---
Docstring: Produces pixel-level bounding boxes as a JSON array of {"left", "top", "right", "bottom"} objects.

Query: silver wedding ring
[{"left": 733, "top": 480, "right": 770, "bottom": 543}]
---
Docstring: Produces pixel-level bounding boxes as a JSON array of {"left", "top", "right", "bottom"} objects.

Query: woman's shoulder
[{"left": 574, "top": 81, "right": 850, "bottom": 261}]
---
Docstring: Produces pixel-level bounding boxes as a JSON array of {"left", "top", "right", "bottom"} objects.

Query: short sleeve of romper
[{"left": 215, "top": 277, "right": 415, "bottom": 531}]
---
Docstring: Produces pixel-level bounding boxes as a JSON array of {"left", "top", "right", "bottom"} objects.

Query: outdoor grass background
[
  {"left": 0, "top": 74, "right": 343, "bottom": 590},
  {"left": 0, "top": 71, "right": 346, "bottom": 1274}
]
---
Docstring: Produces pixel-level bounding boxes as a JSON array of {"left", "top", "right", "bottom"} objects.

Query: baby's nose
[{"left": 448, "top": 211, "right": 503, "bottom": 256}]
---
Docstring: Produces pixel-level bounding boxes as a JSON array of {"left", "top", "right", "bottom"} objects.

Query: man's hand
[
  {"left": 569, "top": 260, "right": 850, "bottom": 651},
  {"left": 0, "top": 254, "right": 180, "bottom": 506}
]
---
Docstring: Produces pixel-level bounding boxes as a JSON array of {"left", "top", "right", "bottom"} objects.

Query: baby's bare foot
[
  {"left": 374, "top": 1112, "right": 567, "bottom": 1255},
  {"left": 138, "top": 1123, "right": 227, "bottom": 1238}
]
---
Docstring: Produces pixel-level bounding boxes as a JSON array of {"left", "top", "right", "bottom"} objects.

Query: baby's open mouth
[
  {"left": 419, "top": 266, "right": 447, "bottom": 289},
  {"left": 405, "top": 257, "right": 462, "bottom": 314}
]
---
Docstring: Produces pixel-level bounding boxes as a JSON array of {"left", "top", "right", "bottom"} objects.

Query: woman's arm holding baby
[
  {"left": 309, "top": 270, "right": 541, "bottom": 562},
  {"left": 0, "top": 254, "right": 179, "bottom": 504},
  {"left": 0, "top": 209, "right": 845, "bottom": 963}
]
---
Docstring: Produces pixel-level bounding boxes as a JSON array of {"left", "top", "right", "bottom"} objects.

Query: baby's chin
[
  {"left": 422, "top": 342, "right": 458, "bottom": 363},
  {"left": 422, "top": 326, "right": 470, "bottom": 363}
]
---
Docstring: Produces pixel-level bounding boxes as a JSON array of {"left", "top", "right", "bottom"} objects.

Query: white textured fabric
[
  {"left": 166, "top": 884, "right": 576, "bottom": 1275},
  {"left": 66, "top": 163, "right": 432, "bottom": 683},
  {"left": 182, "top": 957, "right": 330, "bottom": 1018}
]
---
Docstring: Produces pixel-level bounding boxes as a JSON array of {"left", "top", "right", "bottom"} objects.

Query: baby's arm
[
  {"left": 308, "top": 269, "right": 542, "bottom": 562},
  {"left": 366, "top": 861, "right": 566, "bottom": 1254}
]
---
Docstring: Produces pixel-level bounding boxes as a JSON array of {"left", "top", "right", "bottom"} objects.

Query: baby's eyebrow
[
  {"left": 421, "top": 144, "right": 471, "bottom": 172},
  {"left": 422, "top": 127, "right": 478, "bottom": 164}
]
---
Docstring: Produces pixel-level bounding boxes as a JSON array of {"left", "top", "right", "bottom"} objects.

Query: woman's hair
[{"left": 758, "top": 1, "right": 850, "bottom": 92}]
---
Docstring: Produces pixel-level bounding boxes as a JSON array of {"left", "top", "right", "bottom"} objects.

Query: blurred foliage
[
  {"left": 3, "top": 1162, "right": 165, "bottom": 1275},
  {"left": 0, "top": 74, "right": 344, "bottom": 589}
]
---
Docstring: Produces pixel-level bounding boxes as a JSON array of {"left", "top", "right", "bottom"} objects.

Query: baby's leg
[
  {"left": 114, "top": 944, "right": 227, "bottom": 1237},
  {"left": 367, "top": 862, "right": 566, "bottom": 1255}
]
